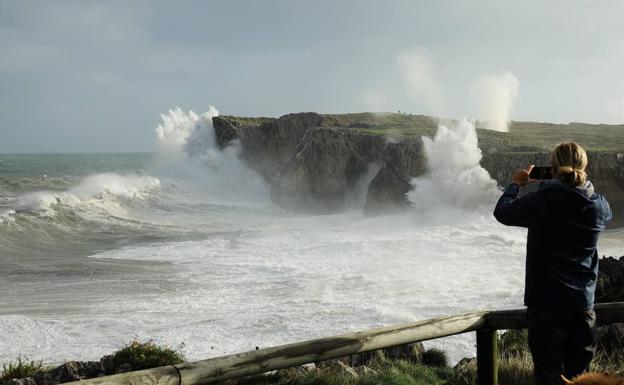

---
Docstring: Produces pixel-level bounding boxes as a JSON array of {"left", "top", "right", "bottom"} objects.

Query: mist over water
[{"left": 1, "top": 107, "right": 621, "bottom": 367}]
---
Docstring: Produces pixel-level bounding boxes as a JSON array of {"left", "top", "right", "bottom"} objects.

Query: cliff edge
[{"left": 212, "top": 112, "right": 624, "bottom": 225}]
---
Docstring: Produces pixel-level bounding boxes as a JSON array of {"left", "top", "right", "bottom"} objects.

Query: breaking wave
[
  {"left": 14, "top": 173, "right": 160, "bottom": 214},
  {"left": 408, "top": 118, "right": 500, "bottom": 217}
]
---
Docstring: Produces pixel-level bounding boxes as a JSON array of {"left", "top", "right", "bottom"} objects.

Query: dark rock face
[
  {"left": 214, "top": 113, "right": 388, "bottom": 212},
  {"left": 212, "top": 116, "right": 239, "bottom": 148},
  {"left": 2, "top": 379, "right": 37, "bottom": 385},
  {"left": 365, "top": 139, "right": 426, "bottom": 214},
  {"left": 597, "top": 256, "right": 624, "bottom": 303},
  {"left": 27, "top": 362, "right": 105, "bottom": 385},
  {"left": 212, "top": 114, "right": 624, "bottom": 220},
  {"left": 271, "top": 129, "right": 385, "bottom": 212}
]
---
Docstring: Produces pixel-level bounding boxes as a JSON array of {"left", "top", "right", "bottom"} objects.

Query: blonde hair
[{"left": 550, "top": 142, "right": 588, "bottom": 187}]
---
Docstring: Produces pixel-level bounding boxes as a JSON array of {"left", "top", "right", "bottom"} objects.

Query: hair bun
[{"left": 574, "top": 169, "right": 587, "bottom": 186}]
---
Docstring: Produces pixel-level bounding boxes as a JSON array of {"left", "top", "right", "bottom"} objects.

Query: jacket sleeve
[
  {"left": 601, "top": 195, "right": 613, "bottom": 226},
  {"left": 493, "top": 184, "right": 542, "bottom": 228}
]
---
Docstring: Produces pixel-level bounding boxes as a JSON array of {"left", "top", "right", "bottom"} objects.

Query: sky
[{"left": 0, "top": 0, "right": 622, "bottom": 153}]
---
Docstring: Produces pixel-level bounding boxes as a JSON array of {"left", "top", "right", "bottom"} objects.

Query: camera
[{"left": 529, "top": 166, "right": 553, "bottom": 180}]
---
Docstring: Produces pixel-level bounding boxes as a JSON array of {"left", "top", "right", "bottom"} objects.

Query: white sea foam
[
  {"left": 2, "top": 106, "right": 618, "bottom": 370},
  {"left": 0, "top": 209, "right": 15, "bottom": 224},
  {"left": 12, "top": 173, "right": 160, "bottom": 219},
  {"left": 0, "top": 211, "right": 528, "bottom": 365},
  {"left": 155, "top": 106, "right": 219, "bottom": 156},
  {"left": 153, "top": 106, "right": 270, "bottom": 205}
]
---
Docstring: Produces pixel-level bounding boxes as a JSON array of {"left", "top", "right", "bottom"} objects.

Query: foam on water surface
[
  {"left": 1, "top": 210, "right": 528, "bottom": 365},
  {"left": 1, "top": 110, "right": 621, "bottom": 367}
]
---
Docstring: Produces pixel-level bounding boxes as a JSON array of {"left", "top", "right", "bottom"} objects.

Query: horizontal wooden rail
[{"left": 64, "top": 302, "right": 624, "bottom": 385}]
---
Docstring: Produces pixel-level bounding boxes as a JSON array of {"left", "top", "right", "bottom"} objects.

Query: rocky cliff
[{"left": 212, "top": 112, "right": 624, "bottom": 225}]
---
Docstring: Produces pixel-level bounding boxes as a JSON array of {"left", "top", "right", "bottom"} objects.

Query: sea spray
[
  {"left": 14, "top": 173, "right": 160, "bottom": 214},
  {"left": 470, "top": 71, "right": 519, "bottom": 132},
  {"left": 153, "top": 106, "right": 270, "bottom": 205},
  {"left": 155, "top": 106, "right": 219, "bottom": 157},
  {"left": 408, "top": 119, "right": 500, "bottom": 213},
  {"left": 396, "top": 51, "right": 449, "bottom": 117}
]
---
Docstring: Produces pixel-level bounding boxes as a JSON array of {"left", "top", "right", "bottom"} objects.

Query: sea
[{"left": 1, "top": 108, "right": 622, "bottom": 366}]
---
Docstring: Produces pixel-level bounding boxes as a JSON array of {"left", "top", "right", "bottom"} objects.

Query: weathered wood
[
  {"left": 594, "top": 302, "right": 624, "bottom": 324},
  {"left": 485, "top": 302, "right": 624, "bottom": 330},
  {"left": 476, "top": 330, "right": 498, "bottom": 385},
  {"left": 176, "top": 310, "right": 489, "bottom": 384},
  {"left": 485, "top": 308, "right": 528, "bottom": 330},
  {"left": 63, "top": 302, "right": 624, "bottom": 385},
  {"left": 66, "top": 365, "right": 180, "bottom": 385}
]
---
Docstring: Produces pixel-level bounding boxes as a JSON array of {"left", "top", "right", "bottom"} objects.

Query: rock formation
[{"left": 212, "top": 112, "right": 624, "bottom": 225}]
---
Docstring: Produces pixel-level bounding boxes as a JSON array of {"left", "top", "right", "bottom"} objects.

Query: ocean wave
[
  {"left": 12, "top": 173, "right": 160, "bottom": 215},
  {"left": 0, "top": 208, "right": 15, "bottom": 224}
]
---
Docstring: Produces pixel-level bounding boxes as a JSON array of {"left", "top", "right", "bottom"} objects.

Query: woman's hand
[{"left": 512, "top": 164, "right": 537, "bottom": 187}]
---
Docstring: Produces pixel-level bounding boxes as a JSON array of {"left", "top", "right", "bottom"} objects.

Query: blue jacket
[{"left": 493, "top": 180, "right": 612, "bottom": 310}]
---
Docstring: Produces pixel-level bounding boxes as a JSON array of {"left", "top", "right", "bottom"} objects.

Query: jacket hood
[
  {"left": 538, "top": 179, "right": 610, "bottom": 230},
  {"left": 574, "top": 181, "right": 595, "bottom": 198},
  {"left": 539, "top": 179, "right": 595, "bottom": 201}
]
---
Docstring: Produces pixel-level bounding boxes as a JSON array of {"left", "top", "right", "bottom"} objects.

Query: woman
[{"left": 493, "top": 142, "right": 612, "bottom": 385}]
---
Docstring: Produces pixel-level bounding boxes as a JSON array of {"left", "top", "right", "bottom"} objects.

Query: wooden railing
[{"left": 65, "top": 302, "right": 624, "bottom": 385}]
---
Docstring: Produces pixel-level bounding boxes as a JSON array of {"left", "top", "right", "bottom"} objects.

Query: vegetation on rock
[
  {"left": 0, "top": 357, "right": 45, "bottom": 382},
  {"left": 102, "top": 340, "right": 185, "bottom": 374}
]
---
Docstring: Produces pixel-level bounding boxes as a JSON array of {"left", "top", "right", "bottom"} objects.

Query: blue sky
[{"left": 1, "top": 0, "right": 622, "bottom": 153}]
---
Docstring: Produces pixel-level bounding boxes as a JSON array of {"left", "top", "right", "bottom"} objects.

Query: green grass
[
  {"left": 0, "top": 356, "right": 46, "bottom": 382},
  {"left": 218, "top": 115, "right": 275, "bottom": 128},
  {"left": 450, "top": 329, "right": 624, "bottom": 385},
  {"left": 103, "top": 340, "right": 185, "bottom": 374},
  {"left": 222, "top": 357, "right": 453, "bottom": 385},
  {"left": 2, "top": 336, "right": 622, "bottom": 385},
  {"left": 218, "top": 112, "right": 624, "bottom": 153}
]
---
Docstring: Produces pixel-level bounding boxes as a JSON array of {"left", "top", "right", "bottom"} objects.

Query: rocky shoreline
[
  {"left": 4, "top": 256, "right": 622, "bottom": 385},
  {"left": 211, "top": 112, "right": 624, "bottom": 225}
]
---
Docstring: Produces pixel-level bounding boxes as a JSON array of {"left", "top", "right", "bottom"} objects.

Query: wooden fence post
[
  {"left": 61, "top": 303, "right": 623, "bottom": 385},
  {"left": 476, "top": 329, "right": 498, "bottom": 385}
]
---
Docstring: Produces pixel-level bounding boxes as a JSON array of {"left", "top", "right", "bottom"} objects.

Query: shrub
[
  {"left": 104, "top": 341, "right": 185, "bottom": 374},
  {"left": 498, "top": 329, "right": 529, "bottom": 357},
  {"left": 421, "top": 348, "right": 449, "bottom": 368},
  {"left": 0, "top": 356, "right": 45, "bottom": 382}
]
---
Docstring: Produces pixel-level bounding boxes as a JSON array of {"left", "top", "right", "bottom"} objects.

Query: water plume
[
  {"left": 470, "top": 71, "right": 519, "bottom": 132},
  {"left": 155, "top": 106, "right": 219, "bottom": 157},
  {"left": 408, "top": 119, "right": 500, "bottom": 214},
  {"left": 396, "top": 51, "right": 449, "bottom": 117}
]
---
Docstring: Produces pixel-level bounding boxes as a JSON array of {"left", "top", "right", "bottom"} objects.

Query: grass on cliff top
[
  {"left": 219, "top": 112, "right": 624, "bottom": 153},
  {"left": 321, "top": 112, "right": 624, "bottom": 153},
  {"left": 218, "top": 115, "right": 275, "bottom": 127}
]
